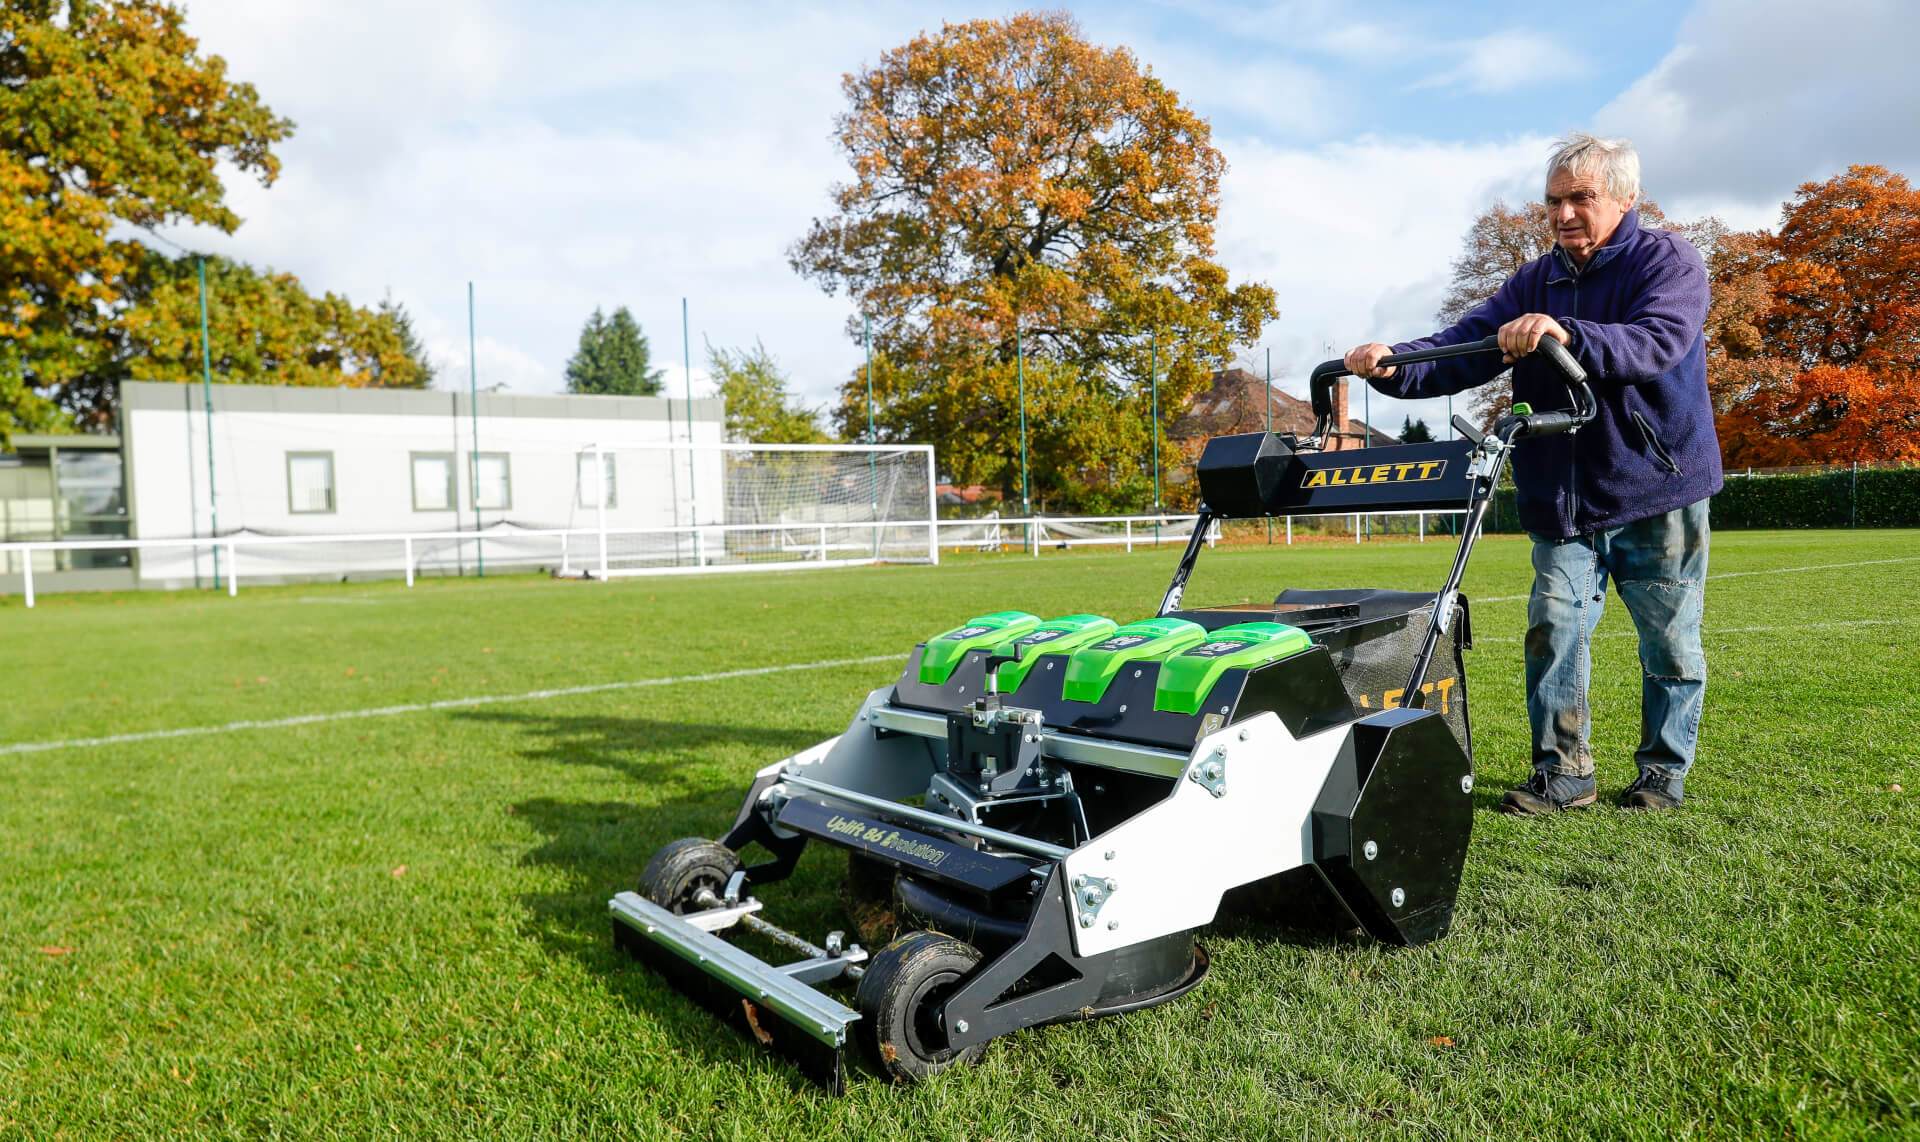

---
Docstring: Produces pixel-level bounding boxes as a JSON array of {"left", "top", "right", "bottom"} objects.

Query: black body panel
[
  {"left": 1310, "top": 707, "right": 1473, "bottom": 946},
  {"left": 940, "top": 868, "right": 1207, "bottom": 1049},
  {"left": 774, "top": 795, "right": 1034, "bottom": 894},
  {"left": 1193, "top": 433, "right": 1475, "bottom": 516}
]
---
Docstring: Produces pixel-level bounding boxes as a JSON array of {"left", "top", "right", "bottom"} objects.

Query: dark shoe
[
  {"left": 1620, "top": 770, "right": 1684, "bottom": 810},
  {"left": 1500, "top": 770, "right": 1597, "bottom": 815}
]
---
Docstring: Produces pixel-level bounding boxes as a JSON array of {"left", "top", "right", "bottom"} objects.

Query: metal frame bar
[{"left": 776, "top": 774, "right": 1072, "bottom": 861}]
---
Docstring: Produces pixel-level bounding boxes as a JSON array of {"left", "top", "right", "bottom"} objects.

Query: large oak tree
[
  {"left": 791, "top": 12, "right": 1275, "bottom": 510},
  {"left": 1, "top": 0, "right": 428, "bottom": 442}
]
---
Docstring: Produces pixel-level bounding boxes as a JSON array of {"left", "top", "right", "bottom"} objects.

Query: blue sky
[{"left": 164, "top": 0, "right": 1919, "bottom": 441}]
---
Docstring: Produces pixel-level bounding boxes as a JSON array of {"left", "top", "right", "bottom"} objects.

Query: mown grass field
[{"left": 2, "top": 529, "right": 1916, "bottom": 1139}]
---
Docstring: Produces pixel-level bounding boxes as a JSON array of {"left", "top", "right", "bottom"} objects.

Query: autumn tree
[
  {"left": 0, "top": 0, "right": 292, "bottom": 439},
  {"left": 566, "top": 307, "right": 663, "bottom": 396},
  {"left": 107, "top": 253, "right": 434, "bottom": 401},
  {"left": 1739, "top": 166, "right": 1920, "bottom": 462},
  {"left": 791, "top": 12, "right": 1276, "bottom": 510},
  {"left": 708, "top": 341, "right": 827, "bottom": 443}
]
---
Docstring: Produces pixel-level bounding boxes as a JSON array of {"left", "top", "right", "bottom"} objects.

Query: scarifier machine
[{"left": 611, "top": 338, "right": 1596, "bottom": 1090}]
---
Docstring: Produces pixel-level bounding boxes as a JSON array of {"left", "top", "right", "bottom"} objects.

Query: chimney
[{"left": 1334, "top": 378, "right": 1350, "bottom": 450}]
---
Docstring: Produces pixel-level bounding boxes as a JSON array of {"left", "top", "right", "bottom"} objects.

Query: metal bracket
[
  {"left": 1188, "top": 744, "right": 1229, "bottom": 798},
  {"left": 1071, "top": 873, "right": 1118, "bottom": 929}
]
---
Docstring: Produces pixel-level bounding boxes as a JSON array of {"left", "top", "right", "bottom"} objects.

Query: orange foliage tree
[
  {"left": 790, "top": 12, "right": 1275, "bottom": 511},
  {"left": 1727, "top": 165, "right": 1920, "bottom": 463}
]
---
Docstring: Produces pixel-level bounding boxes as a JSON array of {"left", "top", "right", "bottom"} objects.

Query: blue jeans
[{"left": 1525, "top": 500, "right": 1709, "bottom": 785}]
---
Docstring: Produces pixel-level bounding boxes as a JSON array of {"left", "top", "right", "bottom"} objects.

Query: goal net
[{"left": 565, "top": 441, "right": 937, "bottom": 577}]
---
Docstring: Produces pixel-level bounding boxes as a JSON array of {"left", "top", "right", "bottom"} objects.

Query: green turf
[{"left": 2, "top": 530, "right": 1916, "bottom": 1139}]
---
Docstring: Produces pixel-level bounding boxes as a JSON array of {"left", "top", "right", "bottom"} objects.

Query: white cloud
[
  {"left": 1597, "top": 0, "right": 1920, "bottom": 221},
  {"left": 1407, "top": 30, "right": 1584, "bottom": 96}
]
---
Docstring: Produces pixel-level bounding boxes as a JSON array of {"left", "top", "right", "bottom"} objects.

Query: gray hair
[{"left": 1547, "top": 133, "right": 1640, "bottom": 202}]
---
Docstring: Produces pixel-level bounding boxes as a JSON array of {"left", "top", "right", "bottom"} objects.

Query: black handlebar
[{"left": 1307, "top": 335, "right": 1592, "bottom": 441}]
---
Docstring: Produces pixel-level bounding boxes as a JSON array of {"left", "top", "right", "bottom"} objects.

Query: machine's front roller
[{"left": 612, "top": 835, "right": 873, "bottom": 1093}]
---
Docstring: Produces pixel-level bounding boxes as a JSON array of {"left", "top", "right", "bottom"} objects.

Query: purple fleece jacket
[{"left": 1369, "top": 208, "right": 1722, "bottom": 539}]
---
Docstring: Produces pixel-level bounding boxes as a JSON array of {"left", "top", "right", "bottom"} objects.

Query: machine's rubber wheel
[
  {"left": 842, "top": 853, "right": 898, "bottom": 946},
  {"left": 639, "top": 838, "right": 738, "bottom": 914},
  {"left": 855, "top": 931, "right": 986, "bottom": 1083}
]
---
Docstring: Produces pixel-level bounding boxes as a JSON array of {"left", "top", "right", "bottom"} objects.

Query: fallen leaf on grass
[
  {"left": 344, "top": 667, "right": 357, "bottom": 677},
  {"left": 1201, "top": 1001, "right": 1217, "bottom": 1022},
  {"left": 37, "top": 946, "right": 74, "bottom": 956},
  {"left": 1892, "top": 784, "right": 1905, "bottom": 793},
  {"left": 1429, "top": 1035, "right": 1455, "bottom": 1048},
  {"left": 391, "top": 865, "right": 408, "bottom": 878}
]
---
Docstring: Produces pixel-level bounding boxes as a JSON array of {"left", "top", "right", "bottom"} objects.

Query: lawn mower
[{"left": 610, "top": 337, "right": 1596, "bottom": 1091}]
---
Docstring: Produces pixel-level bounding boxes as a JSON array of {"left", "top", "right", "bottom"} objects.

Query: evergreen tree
[
  {"left": 1399, "top": 416, "right": 1434, "bottom": 444},
  {"left": 376, "top": 294, "right": 436, "bottom": 388},
  {"left": 566, "top": 306, "right": 662, "bottom": 395}
]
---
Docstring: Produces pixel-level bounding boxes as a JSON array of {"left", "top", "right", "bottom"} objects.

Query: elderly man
[{"left": 1344, "top": 133, "right": 1719, "bottom": 814}]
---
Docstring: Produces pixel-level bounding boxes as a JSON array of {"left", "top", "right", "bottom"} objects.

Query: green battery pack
[
  {"left": 990, "top": 614, "right": 1118, "bottom": 692},
  {"left": 1060, "top": 616, "right": 1207, "bottom": 704},
  {"left": 1152, "top": 621, "right": 1313, "bottom": 714},
  {"left": 917, "top": 611, "right": 1042, "bottom": 685}
]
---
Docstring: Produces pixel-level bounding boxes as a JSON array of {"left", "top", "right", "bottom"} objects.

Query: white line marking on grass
[
  {"left": 1473, "top": 555, "right": 1920, "bottom": 603},
  {"left": 1477, "top": 616, "right": 1917, "bottom": 644},
  {"left": 0, "top": 654, "right": 903, "bottom": 757}
]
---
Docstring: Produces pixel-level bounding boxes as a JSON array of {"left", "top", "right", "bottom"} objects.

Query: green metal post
[
  {"left": 1265, "top": 345, "right": 1273, "bottom": 544},
  {"left": 468, "top": 281, "right": 483, "bottom": 576},
  {"left": 198, "top": 257, "right": 220, "bottom": 588},
  {"left": 865, "top": 315, "right": 877, "bottom": 521},
  {"left": 1149, "top": 332, "right": 1160, "bottom": 547},
  {"left": 1017, "top": 325, "right": 1030, "bottom": 540}
]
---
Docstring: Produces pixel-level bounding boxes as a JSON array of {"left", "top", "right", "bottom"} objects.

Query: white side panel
[
  {"left": 1060, "top": 712, "right": 1347, "bottom": 957},
  {"left": 780, "top": 686, "right": 937, "bottom": 802}
]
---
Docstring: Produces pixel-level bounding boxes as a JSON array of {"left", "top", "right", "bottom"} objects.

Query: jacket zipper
[{"left": 1565, "top": 260, "right": 1580, "bottom": 536}]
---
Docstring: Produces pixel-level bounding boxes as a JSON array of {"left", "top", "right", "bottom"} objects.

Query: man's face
[{"left": 1545, "top": 167, "right": 1634, "bottom": 265}]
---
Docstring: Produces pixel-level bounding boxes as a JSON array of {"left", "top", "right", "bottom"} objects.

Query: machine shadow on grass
[{"left": 470, "top": 707, "right": 853, "bottom": 1091}]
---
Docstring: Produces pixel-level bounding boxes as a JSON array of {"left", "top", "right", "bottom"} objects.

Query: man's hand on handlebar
[
  {"left": 1343, "top": 342, "right": 1396, "bottom": 379},
  {"left": 1496, "top": 314, "right": 1570, "bottom": 364}
]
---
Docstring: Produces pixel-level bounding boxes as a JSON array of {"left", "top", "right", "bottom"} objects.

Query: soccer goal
[{"left": 564, "top": 441, "right": 938, "bottom": 578}]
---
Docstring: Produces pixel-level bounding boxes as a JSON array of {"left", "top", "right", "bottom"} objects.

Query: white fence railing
[
  {"left": 935, "top": 509, "right": 1465, "bottom": 553},
  {"left": 1, "top": 509, "right": 1470, "bottom": 607}
]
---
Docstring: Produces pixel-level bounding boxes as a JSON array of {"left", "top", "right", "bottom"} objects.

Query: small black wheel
[
  {"left": 855, "top": 931, "right": 986, "bottom": 1083},
  {"left": 639, "top": 838, "right": 738, "bottom": 913}
]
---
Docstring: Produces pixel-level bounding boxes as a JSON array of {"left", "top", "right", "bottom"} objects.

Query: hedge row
[{"left": 1484, "top": 466, "right": 1920, "bottom": 533}]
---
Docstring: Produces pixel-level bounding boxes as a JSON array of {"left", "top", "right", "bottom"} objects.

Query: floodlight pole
[
  {"left": 1016, "top": 324, "right": 1030, "bottom": 552},
  {"left": 197, "top": 257, "right": 221, "bottom": 589},
  {"left": 1265, "top": 345, "right": 1273, "bottom": 545},
  {"left": 468, "top": 281, "right": 484, "bottom": 576}
]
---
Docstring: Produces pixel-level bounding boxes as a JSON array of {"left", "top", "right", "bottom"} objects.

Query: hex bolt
[
  {"left": 1079, "top": 914, "right": 1094, "bottom": 928},
  {"left": 955, "top": 1020, "right": 969, "bottom": 1034},
  {"left": 1216, "top": 783, "right": 1227, "bottom": 794},
  {"left": 1391, "top": 887, "right": 1406, "bottom": 908},
  {"left": 1107, "top": 920, "right": 1119, "bottom": 930},
  {"left": 1133, "top": 669, "right": 1143, "bottom": 679},
  {"left": 1085, "top": 889, "right": 1104, "bottom": 904},
  {"left": 1461, "top": 774, "right": 1475, "bottom": 794},
  {"left": 1363, "top": 840, "right": 1378, "bottom": 861},
  {"left": 1238, "top": 728, "right": 1250, "bottom": 741},
  {"left": 1118, "top": 704, "right": 1128, "bottom": 713},
  {"left": 1103, "top": 878, "right": 1118, "bottom": 892}
]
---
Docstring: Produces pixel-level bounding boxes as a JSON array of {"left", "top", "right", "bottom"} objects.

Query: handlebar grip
[
  {"left": 1536, "top": 336, "right": 1587, "bottom": 385},
  {"left": 1498, "top": 410, "right": 1578, "bottom": 440}
]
